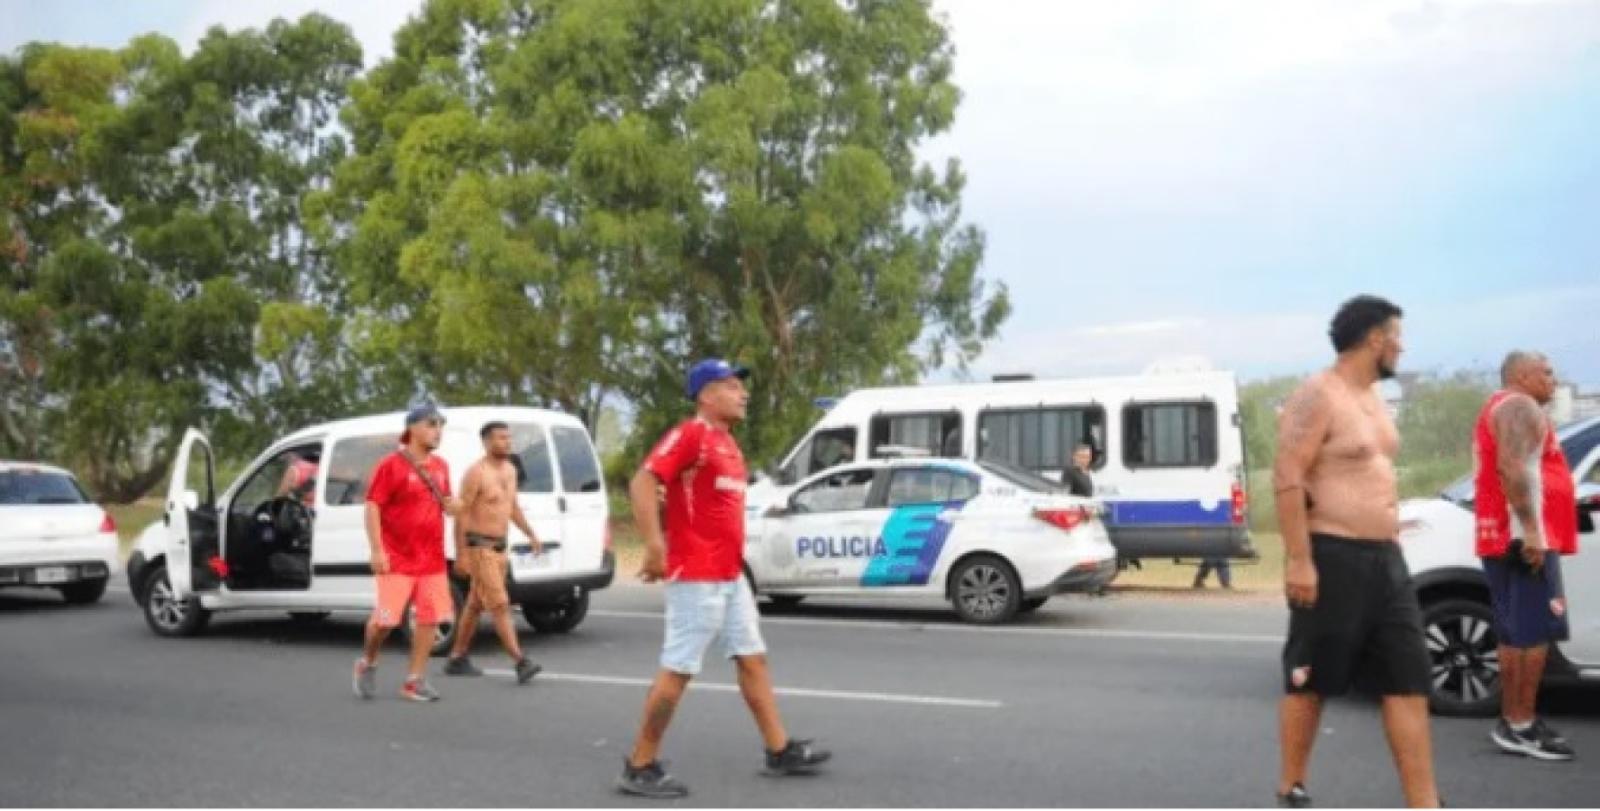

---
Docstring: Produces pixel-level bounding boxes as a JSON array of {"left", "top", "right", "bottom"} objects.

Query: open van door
[{"left": 164, "top": 429, "right": 215, "bottom": 599}]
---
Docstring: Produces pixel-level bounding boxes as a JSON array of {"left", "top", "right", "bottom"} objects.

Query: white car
[
  {"left": 743, "top": 458, "right": 1118, "bottom": 624},
  {"left": 1399, "top": 415, "right": 1600, "bottom": 716},
  {"left": 126, "top": 407, "right": 613, "bottom": 654},
  {"left": 0, "top": 461, "right": 120, "bottom": 604}
]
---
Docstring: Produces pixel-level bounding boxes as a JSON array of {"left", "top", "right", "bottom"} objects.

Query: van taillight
[
  {"left": 1033, "top": 507, "right": 1090, "bottom": 532},
  {"left": 1230, "top": 480, "right": 1246, "bottom": 525},
  {"left": 99, "top": 511, "right": 117, "bottom": 534}
]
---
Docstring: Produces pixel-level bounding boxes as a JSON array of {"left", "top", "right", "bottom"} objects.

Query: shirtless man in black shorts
[{"left": 1273, "top": 296, "right": 1440, "bottom": 808}]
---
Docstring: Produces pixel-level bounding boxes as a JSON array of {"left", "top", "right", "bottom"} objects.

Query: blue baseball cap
[
  {"left": 405, "top": 402, "right": 446, "bottom": 426},
  {"left": 686, "top": 358, "right": 750, "bottom": 401}
]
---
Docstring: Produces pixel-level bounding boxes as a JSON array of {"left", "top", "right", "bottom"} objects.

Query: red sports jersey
[
  {"left": 1473, "top": 390, "right": 1577, "bottom": 557},
  {"left": 366, "top": 451, "right": 452, "bottom": 576},
  {"left": 646, "top": 418, "right": 748, "bottom": 581}
]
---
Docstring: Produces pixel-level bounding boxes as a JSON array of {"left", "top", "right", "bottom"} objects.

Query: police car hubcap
[{"left": 958, "top": 565, "right": 1010, "bottom": 617}]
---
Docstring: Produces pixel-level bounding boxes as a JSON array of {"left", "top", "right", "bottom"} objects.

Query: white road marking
[
  {"left": 482, "top": 669, "right": 1002, "bottom": 709},
  {"left": 588, "top": 609, "right": 1281, "bottom": 645}
]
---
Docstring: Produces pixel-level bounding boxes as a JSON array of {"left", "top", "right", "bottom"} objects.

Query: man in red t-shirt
[
  {"left": 1474, "top": 351, "right": 1578, "bottom": 761},
  {"left": 616, "top": 359, "right": 830, "bottom": 799},
  {"left": 352, "top": 404, "right": 462, "bottom": 703}
]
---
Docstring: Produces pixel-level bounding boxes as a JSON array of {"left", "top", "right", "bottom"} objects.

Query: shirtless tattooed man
[{"left": 1273, "top": 296, "right": 1440, "bottom": 809}]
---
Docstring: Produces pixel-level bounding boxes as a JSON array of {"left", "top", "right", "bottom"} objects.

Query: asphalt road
[{"left": 2, "top": 580, "right": 1596, "bottom": 808}]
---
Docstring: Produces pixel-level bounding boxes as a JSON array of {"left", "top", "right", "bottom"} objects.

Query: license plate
[
  {"left": 34, "top": 566, "right": 70, "bottom": 585},
  {"left": 517, "top": 552, "right": 555, "bottom": 570}
]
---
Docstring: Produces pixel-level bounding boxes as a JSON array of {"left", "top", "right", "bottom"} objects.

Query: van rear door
[
  {"left": 549, "top": 424, "right": 608, "bottom": 573},
  {"left": 504, "top": 422, "right": 565, "bottom": 577}
]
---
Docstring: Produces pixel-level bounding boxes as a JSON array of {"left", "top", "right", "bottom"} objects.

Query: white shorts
[{"left": 660, "top": 579, "right": 767, "bottom": 676}]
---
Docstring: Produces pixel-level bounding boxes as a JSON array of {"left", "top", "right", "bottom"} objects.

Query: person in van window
[
  {"left": 616, "top": 358, "right": 830, "bottom": 799},
  {"left": 1063, "top": 443, "right": 1095, "bottom": 497},
  {"left": 275, "top": 450, "right": 319, "bottom": 509}
]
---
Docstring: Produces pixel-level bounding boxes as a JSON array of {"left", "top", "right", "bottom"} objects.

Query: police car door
[{"left": 774, "top": 467, "right": 886, "bottom": 590}]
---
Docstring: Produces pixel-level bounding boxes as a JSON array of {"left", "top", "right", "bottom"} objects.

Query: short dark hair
[
  {"left": 480, "top": 421, "right": 509, "bottom": 439},
  {"left": 1328, "top": 295, "right": 1403, "bottom": 353}
]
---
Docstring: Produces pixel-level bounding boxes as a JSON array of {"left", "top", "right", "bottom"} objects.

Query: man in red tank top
[{"left": 1474, "top": 351, "right": 1577, "bottom": 761}]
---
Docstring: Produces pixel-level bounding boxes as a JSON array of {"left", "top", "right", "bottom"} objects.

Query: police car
[{"left": 743, "top": 457, "right": 1117, "bottom": 624}]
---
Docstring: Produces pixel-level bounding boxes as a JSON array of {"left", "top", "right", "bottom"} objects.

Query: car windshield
[
  {"left": 0, "top": 469, "right": 90, "bottom": 505},
  {"left": 1439, "top": 418, "right": 1600, "bottom": 506},
  {"left": 978, "top": 460, "right": 1066, "bottom": 494}
]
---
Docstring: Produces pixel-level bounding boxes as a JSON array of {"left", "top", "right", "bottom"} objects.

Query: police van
[
  {"left": 126, "top": 406, "right": 613, "bottom": 654},
  {"left": 750, "top": 371, "right": 1253, "bottom": 562}
]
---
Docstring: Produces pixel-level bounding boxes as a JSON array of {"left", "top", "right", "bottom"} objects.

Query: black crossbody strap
[{"left": 397, "top": 450, "right": 446, "bottom": 510}]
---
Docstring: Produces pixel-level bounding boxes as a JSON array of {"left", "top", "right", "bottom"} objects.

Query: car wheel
[
  {"left": 522, "top": 588, "right": 590, "bottom": 634},
  {"left": 1422, "top": 598, "right": 1501, "bottom": 717},
  {"left": 1018, "top": 596, "right": 1048, "bottom": 614},
  {"left": 950, "top": 555, "right": 1023, "bottom": 624},
  {"left": 59, "top": 578, "right": 108, "bottom": 605},
  {"left": 287, "top": 611, "right": 332, "bottom": 624},
  {"left": 140, "top": 565, "right": 210, "bottom": 637}
]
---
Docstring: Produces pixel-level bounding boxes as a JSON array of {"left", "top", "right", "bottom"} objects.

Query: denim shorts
[{"left": 660, "top": 579, "right": 767, "bottom": 676}]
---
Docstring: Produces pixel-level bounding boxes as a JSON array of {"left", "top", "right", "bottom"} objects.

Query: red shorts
[{"left": 371, "top": 572, "right": 454, "bottom": 629}]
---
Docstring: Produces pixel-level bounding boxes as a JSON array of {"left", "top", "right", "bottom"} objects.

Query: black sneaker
[
  {"left": 617, "top": 758, "right": 689, "bottom": 799},
  {"left": 443, "top": 656, "right": 483, "bottom": 677},
  {"left": 1519, "top": 720, "right": 1575, "bottom": 762},
  {"left": 1533, "top": 718, "right": 1570, "bottom": 746},
  {"left": 764, "top": 738, "right": 831, "bottom": 776},
  {"left": 1277, "top": 783, "right": 1312, "bottom": 808},
  {"left": 514, "top": 657, "right": 541, "bottom": 685},
  {"left": 1491, "top": 718, "right": 1524, "bottom": 754}
]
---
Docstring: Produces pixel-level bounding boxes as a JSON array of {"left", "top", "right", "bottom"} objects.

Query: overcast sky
[{"left": 6, "top": 0, "right": 1597, "bottom": 386}]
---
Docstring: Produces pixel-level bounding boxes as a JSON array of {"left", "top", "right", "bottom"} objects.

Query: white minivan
[
  {"left": 126, "top": 407, "right": 613, "bottom": 653},
  {"left": 750, "top": 371, "right": 1253, "bottom": 562}
]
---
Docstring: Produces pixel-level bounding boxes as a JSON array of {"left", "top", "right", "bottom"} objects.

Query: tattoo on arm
[{"left": 1494, "top": 396, "right": 1546, "bottom": 532}]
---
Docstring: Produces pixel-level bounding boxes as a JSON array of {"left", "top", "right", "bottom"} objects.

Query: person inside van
[{"left": 1063, "top": 443, "right": 1095, "bottom": 497}]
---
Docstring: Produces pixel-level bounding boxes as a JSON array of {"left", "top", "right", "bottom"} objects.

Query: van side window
[
  {"left": 508, "top": 424, "right": 555, "bottom": 494},
  {"left": 1123, "top": 401, "right": 1218, "bottom": 468},
  {"left": 551, "top": 425, "right": 603, "bottom": 494},
  {"left": 323, "top": 435, "right": 397, "bottom": 506},
  {"left": 869, "top": 412, "right": 961, "bottom": 460},
  {"left": 778, "top": 427, "right": 857, "bottom": 485},
  {"left": 886, "top": 467, "right": 980, "bottom": 507},
  {"left": 978, "top": 407, "right": 1106, "bottom": 474}
]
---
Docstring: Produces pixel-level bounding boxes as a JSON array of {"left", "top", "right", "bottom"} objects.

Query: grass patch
[
  {"left": 1112, "top": 532, "right": 1284, "bottom": 592},
  {"left": 107, "top": 499, "right": 164, "bottom": 562}
]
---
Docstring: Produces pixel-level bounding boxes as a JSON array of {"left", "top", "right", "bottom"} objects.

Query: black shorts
[{"left": 1282, "top": 534, "right": 1431, "bottom": 697}]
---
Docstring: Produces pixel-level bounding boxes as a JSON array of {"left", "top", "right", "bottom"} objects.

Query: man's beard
[
  {"left": 1377, "top": 358, "right": 1397, "bottom": 381},
  {"left": 490, "top": 448, "right": 512, "bottom": 460}
]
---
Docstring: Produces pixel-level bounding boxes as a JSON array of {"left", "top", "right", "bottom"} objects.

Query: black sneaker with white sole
[
  {"left": 616, "top": 759, "right": 689, "bottom": 799},
  {"left": 1493, "top": 718, "right": 1575, "bottom": 761},
  {"left": 764, "top": 739, "right": 831, "bottom": 776},
  {"left": 1276, "top": 783, "right": 1312, "bottom": 808}
]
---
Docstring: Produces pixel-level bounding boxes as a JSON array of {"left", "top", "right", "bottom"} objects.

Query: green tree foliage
[
  {"left": 0, "top": 17, "right": 361, "bottom": 501},
  {"left": 5, "top": 0, "right": 1008, "bottom": 500},
  {"left": 318, "top": 0, "right": 1009, "bottom": 467}
]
